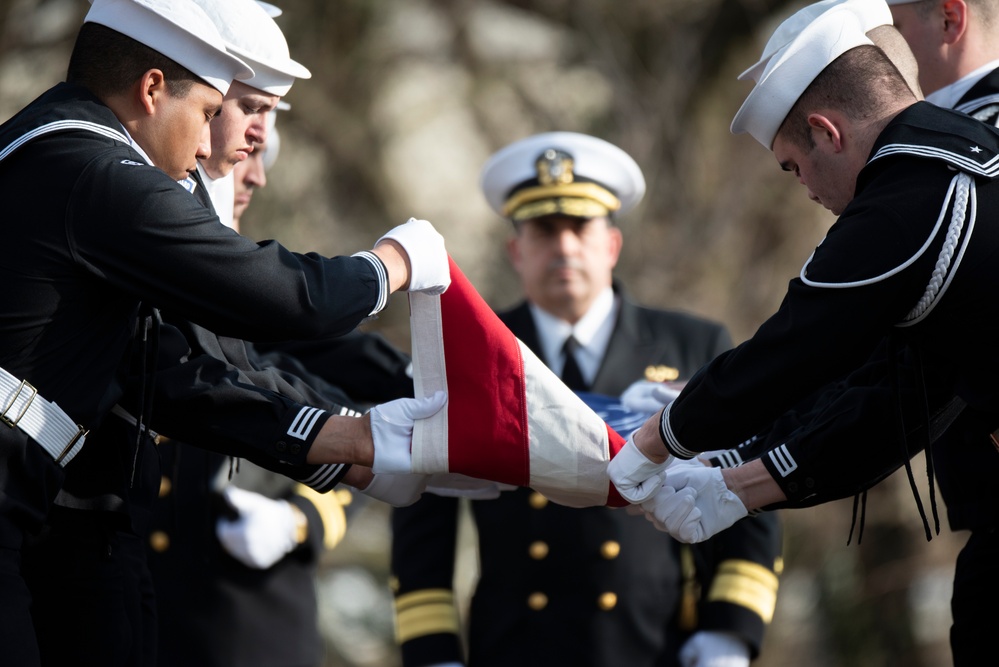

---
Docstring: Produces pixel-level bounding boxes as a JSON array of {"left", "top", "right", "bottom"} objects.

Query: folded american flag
[{"left": 409, "top": 257, "right": 629, "bottom": 508}]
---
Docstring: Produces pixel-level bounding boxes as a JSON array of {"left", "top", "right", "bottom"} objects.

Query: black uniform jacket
[
  {"left": 931, "top": 70, "right": 999, "bottom": 532},
  {"left": 392, "top": 294, "right": 783, "bottom": 667},
  {"left": 0, "top": 84, "right": 382, "bottom": 534},
  {"left": 660, "top": 104, "right": 999, "bottom": 493},
  {"left": 147, "top": 334, "right": 413, "bottom": 667}
]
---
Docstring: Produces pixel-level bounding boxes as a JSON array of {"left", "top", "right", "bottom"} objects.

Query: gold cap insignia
[{"left": 536, "top": 148, "right": 575, "bottom": 186}]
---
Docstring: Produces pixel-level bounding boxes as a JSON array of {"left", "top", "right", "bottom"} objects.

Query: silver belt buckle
[{"left": 1, "top": 379, "right": 37, "bottom": 428}]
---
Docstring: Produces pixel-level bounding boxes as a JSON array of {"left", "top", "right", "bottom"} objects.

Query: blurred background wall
[{"left": 0, "top": 1, "right": 967, "bottom": 665}]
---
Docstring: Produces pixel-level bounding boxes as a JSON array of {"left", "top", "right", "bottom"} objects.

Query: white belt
[{"left": 0, "top": 367, "right": 87, "bottom": 467}]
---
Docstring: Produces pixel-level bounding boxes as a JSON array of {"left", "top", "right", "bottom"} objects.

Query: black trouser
[
  {"left": 951, "top": 528, "right": 999, "bottom": 667},
  {"left": 0, "top": 426, "right": 67, "bottom": 667},
  {"left": 23, "top": 508, "right": 157, "bottom": 667}
]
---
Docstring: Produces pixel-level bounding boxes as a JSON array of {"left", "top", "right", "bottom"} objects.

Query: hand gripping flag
[{"left": 409, "top": 257, "right": 629, "bottom": 508}]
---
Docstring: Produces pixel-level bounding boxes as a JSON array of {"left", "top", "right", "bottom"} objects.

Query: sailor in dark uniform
[
  {"left": 618, "top": 0, "right": 999, "bottom": 579},
  {"left": 0, "top": 1, "right": 448, "bottom": 664},
  {"left": 146, "top": 118, "right": 416, "bottom": 667},
  {"left": 391, "top": 133, "right": 782, "bottom": 667},
  {"left": 887, "top": 2, "right": 999, "bottom": 664}
]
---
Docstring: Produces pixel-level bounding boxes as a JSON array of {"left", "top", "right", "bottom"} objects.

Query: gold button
[
  {"left": 600, "top": 541, "right": 620, "bottom": 560},
  {"left": 528, "top": 592, "right": 548, "bottom": 610},
  {"left": 335, "top": 489, "right": 353, "bottom": 507},
  {"left": 528, "top": 541, "right": 549, "bottom": 560},
  {"left": 528, "top": 492, "right": 548, "bottom": 510},
  {"left": 598, "top": 592, "right": 618, "bottom": 610},
  {"left": 149, "top": 531, "right": 170, "bottom": 553},
  {"left": 153, "top": 435, "right": 169, "bottom": 446},
  {"left": 158, "top": 476, "right": 172, "bottom": 498}
]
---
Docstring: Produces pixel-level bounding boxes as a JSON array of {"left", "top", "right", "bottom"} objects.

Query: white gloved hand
[
  {"left": 370, "top": 391, "right": 448, "bottom": 474},
  {"left": 607, "top": 434, "right": 673, "bottom": 504},
  {"left": 425, "top": 473, "right": 517, "bottom": 499},
  {"left": 620, "top": 380, "right": 684, "bottom": 415},
  {"left": 216, "top": 486, "right": 300, "bottom": 569},
  {"left": 360, "top": 472, "right": 429, "bottom": 507},
  {"left": 641, "top": 466, "right": 748, "bottom": 543},
  {"left": 679, "top": 631, "right": 751, "bottom": 667},
  {"left": 376, "top": 218, "right": 450, "bottom": 295}
]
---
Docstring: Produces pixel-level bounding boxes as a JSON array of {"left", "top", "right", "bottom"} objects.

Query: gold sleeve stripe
[
  {"left": 393, "top": 589, "right": 460, "bottom": 643},
  {"left": 294, "top": 483, "right": 347, "bottom": 551},
  {"left": 706, "top": 559, "right": 780, "bottom": 623}
]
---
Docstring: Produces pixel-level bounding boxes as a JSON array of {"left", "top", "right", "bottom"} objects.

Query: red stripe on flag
[
  {"left": 605, "top": 423, "right": 627, "bottom": 507},
  {"left": 440, "top": 257, "right": 531, "bottom": 486}
]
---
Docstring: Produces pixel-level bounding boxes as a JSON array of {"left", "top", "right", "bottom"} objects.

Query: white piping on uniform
[{"left": 0, "top": 120, "right": 128, "bottom": 165}]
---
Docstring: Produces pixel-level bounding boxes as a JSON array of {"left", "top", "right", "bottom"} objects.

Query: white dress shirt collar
[{"left": 529, "top": 286, "right": 618, "bottom": 386}]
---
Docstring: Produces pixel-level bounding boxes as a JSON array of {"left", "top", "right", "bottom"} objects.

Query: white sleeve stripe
[
  {"left": 352, "top": 251, "right": 389, "bottom": 315},
  {"left": 660, "top": 401, "right": 698, "bottom": 459},
  {"left": 768, "top": 444, "right": 798, "bottom": 477},
  {"left": 299, "top": 463, "right": 345, "bottom": 488},
  {"left": 717, "top": 449, "right": 743, "bottom": 469},
  {"left": 288, "top": 406, "right": 326, "bottom": 440}
]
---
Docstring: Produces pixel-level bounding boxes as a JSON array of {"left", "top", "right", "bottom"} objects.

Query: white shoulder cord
[{"left": 902, "top": 172, "right": 976, "bottom": 325}]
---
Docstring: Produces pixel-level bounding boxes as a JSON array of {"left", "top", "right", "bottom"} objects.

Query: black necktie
[{"left": 561, "top": 336, "right": 588, "bottom": 391}]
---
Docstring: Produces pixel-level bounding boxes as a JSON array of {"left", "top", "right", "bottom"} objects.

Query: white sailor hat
[
  {"left": 84, "top": 0, "right": 252, "bottom": 96},
  {"left": 480, "top": 132, "right": 646, "bottom": 223},
  {"left": 192, "top": 0, "right": 311, "bottom": 97},
  {"left": 731, "top": 5, "right": 873, "bottom": 149},
  {"left": 884, "top": 0, "right": 922, "bottom": 4},
  {"left": 738, "top": 0, "right": 892, "bottom": 84},
  {"left": 257, "top": 1, "right": 283, "bottom": 18}
]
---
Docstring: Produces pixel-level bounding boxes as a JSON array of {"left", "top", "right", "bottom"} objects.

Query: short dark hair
[
  {"left": 777, "top": 45, "right": 915, "bottom": 150},
  {"left": 66, "top": 23, "right": 199, "bottom": 100}
]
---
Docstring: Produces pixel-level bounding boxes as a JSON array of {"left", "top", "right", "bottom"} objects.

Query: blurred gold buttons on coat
[
  {"left": 600, "top": 541, "right": 620, "bottom": 560},
  {"left": 528, "top": 492, "right": 548, "bottom": 509},
  {"left": 528, "top": 541, "right": 549, "bottom": 560},
  {"left": 149, "top": 531, "right": 170, "bottom": 553},
  {"left": 158, "top": 476, "right": 172, "bottom": 498},
  {"left": 528, "top": 592, "right": 548, "bottom": 610},
  {"left": 598, "top": 592, "right": 618, "bottom": 610}
]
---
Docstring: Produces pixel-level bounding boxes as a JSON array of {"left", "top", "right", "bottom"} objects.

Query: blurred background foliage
[{"left": 0, "top": 0, "right": 967, "bottom": 665}]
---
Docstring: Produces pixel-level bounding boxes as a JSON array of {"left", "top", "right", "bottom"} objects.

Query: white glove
[
  {"left": 360, "top": 472, "right": 429, "bottom": 507},
  {"left": 607, "top": 434, "right": 673, "bottom": 504},
  {"left": 679, "top": 631, "right": 750, "bottom": 667},
  {"left": 370, "top": 391, "right": 448, "bottom": 474},
  {"left": 216, "top": 486, "right": 300, "bottom": 569},
  {"left": 376, "top": 217, "right": 450, "bottom": 294},
  {"left": 620, "top": 380, "right": 684, "bottom": 415},
  {"left": 425, "top": 473, "right": 517, "bottom": 499},
  {"left": 641, "top": 466, "right": 748, "bottom": 543}
]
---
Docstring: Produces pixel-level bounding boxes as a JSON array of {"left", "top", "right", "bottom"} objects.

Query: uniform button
[
  {"left": 527, "top": 592, "right": 548, "bottom": 610},
  {"left": 528, "top": 492, "right": 548, "bottom": 510},
  {"left": 149, "top": 531, "right": 170, "bottom": 553},
  {"left": 598, "top": 592, "right": 618, "bottom": 610},
  {"left": 153, "top": 435, "right": 169, "bottom": 446},
  {"left": 275, "top": 441, "right": 288, "bottom": 453},
  {"left": 528, "top": 541, "right": 549, "bottom": 560},
  {"left": 600, "top": 541, "right": 621, "bottom": 560},
  {"left": 335, "top": 489, "right": 353, "bottom": 506},
  {"left": 290, "top": 442, "right": 301, "bottom": 454},
  {"left": 158, "top": 476, "right": 172, "bottom": 498}
]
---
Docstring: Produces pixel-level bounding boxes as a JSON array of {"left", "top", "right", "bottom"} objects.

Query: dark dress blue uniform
[
  {"left": 0, "top": 82, "right": 388, "bottom": 665},
  {"left": 392, "top": 292, "right": 782, "bottom": 667}
]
